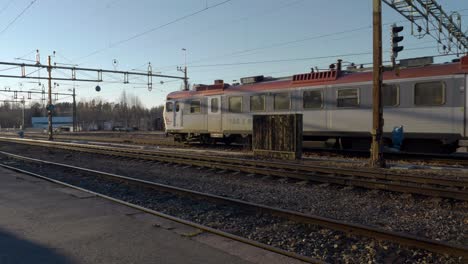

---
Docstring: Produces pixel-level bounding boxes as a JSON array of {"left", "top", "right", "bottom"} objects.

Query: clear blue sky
[{"left": 0, "top": 0, "right": 467, "bottom": 107}]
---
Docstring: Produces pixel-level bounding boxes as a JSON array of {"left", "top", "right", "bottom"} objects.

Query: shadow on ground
[{"left": 0, "top": 228, "right": 74, "bottom": 264}]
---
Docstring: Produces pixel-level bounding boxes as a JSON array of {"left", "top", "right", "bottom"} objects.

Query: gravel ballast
[
  {"left": 1, "top": 156, "right": 464, "bottom": 263},
  {"left": 0, "top": 143, "right": 466, "bottom": 249}
]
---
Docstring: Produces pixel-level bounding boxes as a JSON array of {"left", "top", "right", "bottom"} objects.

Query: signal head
[
  {"left": 392, "top": 46, "right": 404, "bottom": 53},
  {"left": 392, "top": 25, "right": 404, "bottom": 34},
  {"left": 392, "top": 36, "right": 404, "bottom": 43}
]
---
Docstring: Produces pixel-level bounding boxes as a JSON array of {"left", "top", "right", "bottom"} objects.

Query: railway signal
[
  {"left": 383, "top": 0, "right": 468, "bottom": 55},
  {"left": 391, "top": 24, "right": 404, "bottom": 68}
]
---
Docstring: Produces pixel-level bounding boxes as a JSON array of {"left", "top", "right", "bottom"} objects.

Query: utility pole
[
  {"left": 72, "top": 87, "right": 77, "bottom": 132},
  {"left": 47, "top": 55, "right": 53, "bottom": 141},
  {"left": 370, "top": 0, "right": 385, "bottom": 168},
  {"left": 183, "top": 48, "right": 188, "bottom": 91},
  {"left": 178, "top": 48, "right": 189, "bottom": 91},
  {"left": 183, "top": 66, "right": 188, "bottom": 91},
  {"left": 21, "top": 97, "right": 25, "bottom": 130}
]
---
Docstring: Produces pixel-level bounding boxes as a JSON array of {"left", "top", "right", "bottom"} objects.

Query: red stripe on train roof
[{"left": 166, "top": 63, "right": 468, "bottom": 100}]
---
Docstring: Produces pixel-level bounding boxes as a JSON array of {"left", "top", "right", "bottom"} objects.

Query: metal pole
[
  {"left": 72, "top": 87, "right": 77, "bottom": 132},
  {"left": 47, "top": 55, "right": 53, "bottom": 141},
  {"left": 21, "top": 99, "right": 25, "bottom": 129},
  {"left": 370, "top": 0, "right": 385, "bottom": 168},
  {"left": 184, "top": 66, "right": 188, "bottom": 91},
  {"left": 182, "top": 48, "right": 189, "bottom": 91}
]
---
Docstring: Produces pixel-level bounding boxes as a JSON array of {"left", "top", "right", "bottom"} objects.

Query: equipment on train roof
[
  {"left": 240, "top": 75, "right": 264, "bottom": 85},
  {"left": 399, "top": 57, "right": 433, "bottom": 68}
]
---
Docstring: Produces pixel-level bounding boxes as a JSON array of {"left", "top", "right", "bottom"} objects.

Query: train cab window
[
  {"left": 274, "top": 93, "right": 290, "bottom": 110},
  {"left": 166, "top": 102, "right": 173, "bottom": 112},
  {"left": 250, "top": 95, "right": 265, "bottom": 112},
  {"left": 175, "top": 102, "right": 180, "bottom": 112},
  {"left": 337, "top": 88, "right": 359, "bottom": 107},
  {"left": 229, "top": 96, "right": 243, "bottom": 113},
  {"left": 303, "top": 90, "right": 323, "bottom": 109},
  {"left": 383, "top": 84, "right": 399, "bottom": 107},
  {"left": 210, "top": 98, "right": 219, "bottom": 113},
  {"left": 190, "top": 100, "right": 201, "bottom": 113},
  {"left": 414, "top": 81, "right": 445, "bottom": 106}
]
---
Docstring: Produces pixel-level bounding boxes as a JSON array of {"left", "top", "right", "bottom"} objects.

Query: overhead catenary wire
[
  {"left": 14, "top": 49, "right": 36, "bottom": 61},
  {"left": 130, "top": 0, "right": 308, "bottom": 71},
  {"left": 0, "top": 0, "right": 37, "bottom": 36},
  {"left": 186, "top": 45, "right": 439, "bottom": 68},
  {"left": 75, "top": 0, "right": 234, "bottom": 63},
  {"left": 148, "top": 6, "right": 468, "bottom": 72},
  {"left": 0, "top": 66, "right": 21, "bottom": 72},
  {"left": 149, "top": 20, "right": 409, "bottom": 72}
]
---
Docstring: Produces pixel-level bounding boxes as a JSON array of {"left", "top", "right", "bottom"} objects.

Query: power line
[
  {"left": 0, "top": 0, "right": 37, "bottom": 36},
  {"left": 131, "top": 0, "right": 308, "bottom": 71},
  {"left": 14, "top": 49, "right": 36, "bottom": 61},
  {"left": 150, "top": 6, "right": 468, "bottom": 72},
  {"left": 75, "top": 0, "right": 234, "bottom": 63},
  {"left": 151, "top": 20, "right": 408, "bottom": 72},
  {"left": 186, "top": 45, "right": 440, "bottom": 68}
]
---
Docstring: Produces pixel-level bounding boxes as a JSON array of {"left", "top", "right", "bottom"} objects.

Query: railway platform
[{"left": 0, "top": 167, "right": 302, "bottom": 264}]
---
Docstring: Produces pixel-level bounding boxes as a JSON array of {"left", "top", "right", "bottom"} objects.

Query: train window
[
  {"left": 175, "top": 102, "right": 180, "bottom": 112},
  {"left": 229, "top": 96, "right": 242, "bottom": 113},
  {"left": 414, "top": 81, "right": 445, "bottom": 106},
  {"left": 337, "top": 88, "right": 359, "bottom": 107},
  {"left": 383, "top": 84, "right": 399, "bottom": 107},
  {"left": 274, "top": 93, "right": 290, "bottom": 110},
  {"left": 166, "top": 102, "right": 173, "bottom": 112},
  {"left": 303, "top": 90, "right": 323, "bottom": 109},
  {"left": 250, "top": 95, "right": 265, "bottom": 112},
  {"left": 211, "top": 98, "right": 219, "bottom": 113},
  {"left": 190, "top": 100, "right": 201, "bottom": 113}
]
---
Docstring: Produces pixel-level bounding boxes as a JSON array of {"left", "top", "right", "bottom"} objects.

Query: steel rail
[
  {"left": 14, "top": 138, "right": 468, "bottom": 184},
  {"left": 0, "top": 137, "right": 467, "bottom": 200},
  {"left": 3, "top": 137, "right": 468, "bottom": 187},
  {"left": 0, "top": 152, "right": 467, "bottom": 259},
  {"left": 9, "top": 137, "right": 468, "bottom": 185},
  {"left": 26, "top": 134, "right": 177, "bottom": 146},
  {"left": 302, "top": 148, "right": 468, "bottom": 167},
  {"left": 0, "top": 162, "right": 321, "bottom": 264},
  {"left": 10, "top": 133, "right": 468, "bottom": 166}
]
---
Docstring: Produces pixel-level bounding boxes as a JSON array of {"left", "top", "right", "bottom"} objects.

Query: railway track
[
  {"left": 303, "top": 147, "right": 468, "bottom": 167},
  {"left": 4, "top": 132, "right": 468, "bottom": 166},
  {"left": 9, "top": 133, "right": 179, "bottom": 146},
  {"left": 0, "top": 137, "right": 467, "bottom": 201},
  {"left": 0, "top": 151, "right": 466, "bottom": 262}
]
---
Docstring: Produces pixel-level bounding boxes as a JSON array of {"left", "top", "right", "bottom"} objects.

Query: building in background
[{"left": 31, "top": 117, "right": 73, "bottom": 131}]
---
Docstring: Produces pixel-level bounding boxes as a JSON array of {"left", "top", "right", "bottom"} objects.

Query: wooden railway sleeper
[{"left": 0, "top": 139, "right": 467, "bottom": 200}]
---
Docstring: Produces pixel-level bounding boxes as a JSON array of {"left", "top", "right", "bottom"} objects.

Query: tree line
[{"left": 0, "top": 91, "right": 164, "bottom": 131}]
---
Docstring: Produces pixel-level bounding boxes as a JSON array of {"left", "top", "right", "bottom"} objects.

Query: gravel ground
[
  {"left": 1, "top": 156, "right": 464, "bottom": 264},
  {"left": 0, "top": 143, "right": 466, "bottom": 244},
  {"left": 4, "top": 132, "right": 467, "bottom": 170}
]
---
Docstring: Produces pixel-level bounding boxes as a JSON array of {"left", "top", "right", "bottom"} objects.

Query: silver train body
[{"left": 164, "top": 57, "right": 468, "bottom": 152}]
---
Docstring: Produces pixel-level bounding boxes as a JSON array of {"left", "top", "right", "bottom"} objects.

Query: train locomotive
[{"left": 164, "top": 56, "right": 468, "bottom": 153}]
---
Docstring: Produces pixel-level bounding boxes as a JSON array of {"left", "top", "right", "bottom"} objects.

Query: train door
[
  {"left": 173, "top": 101, "right": 183, "bottom": 129},
  {"left": 163, "top": 101, "right": 173, "bottom": 130},
  {"left": 207, "top": 96, "right": 222, "bottom": 133}
]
